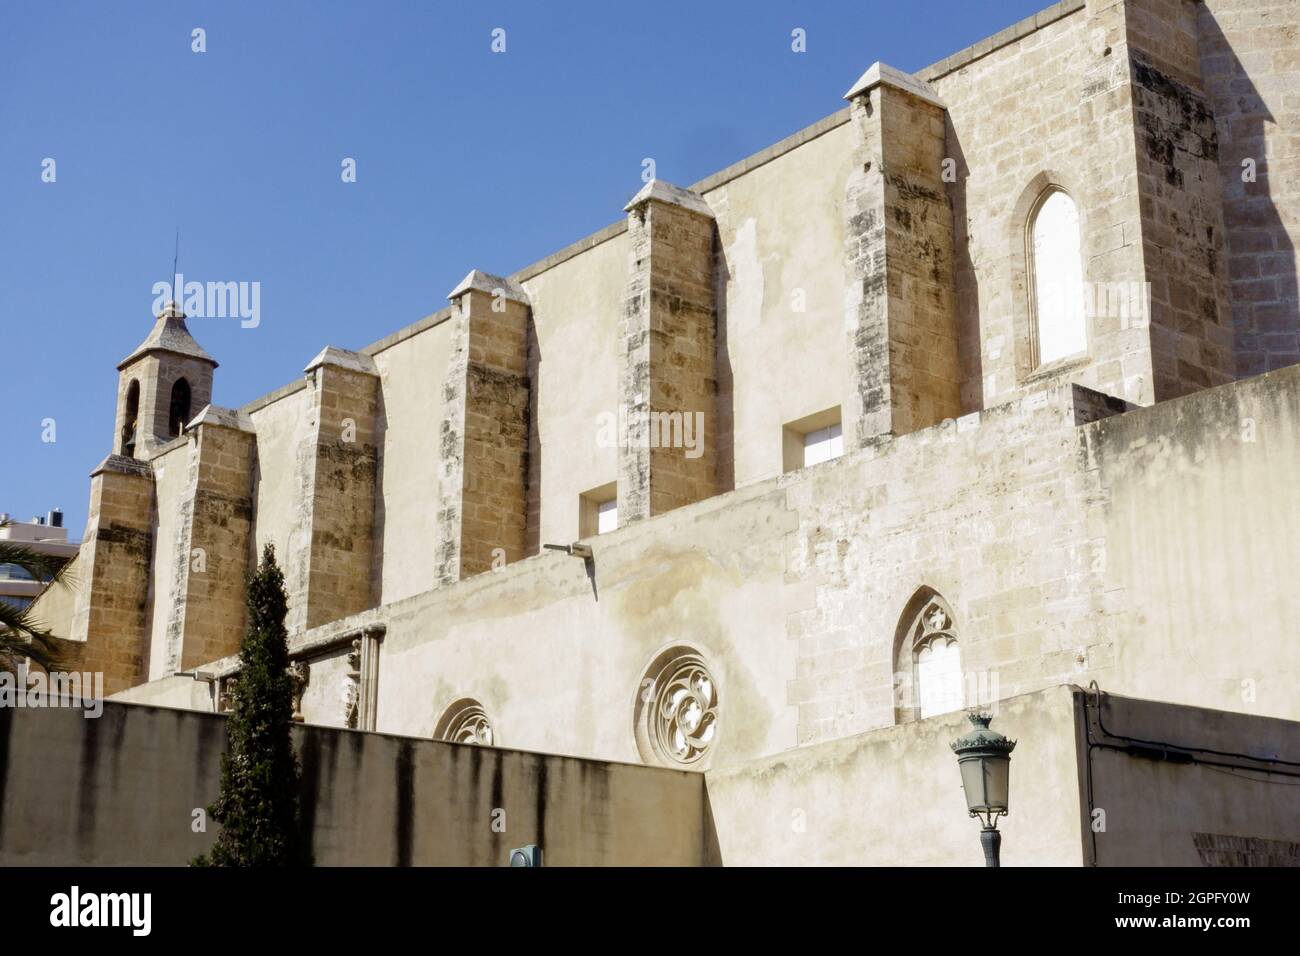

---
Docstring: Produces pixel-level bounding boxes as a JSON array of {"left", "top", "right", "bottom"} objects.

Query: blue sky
[{"left": 1, "top": 0, "right": 1047, "bottom": 536}]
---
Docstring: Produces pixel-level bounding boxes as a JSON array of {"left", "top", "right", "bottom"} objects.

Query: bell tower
[{"left": 114, "top": 301, "right": 217, "bottom": 458}]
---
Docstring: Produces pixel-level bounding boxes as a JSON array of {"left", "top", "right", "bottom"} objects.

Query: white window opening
[
  {"left": 916, "top": 634, "right": 963, "bottom": 719},
  {"left": 596, "top": 498, "right": 618, "bottom": 535},
  {"left": 1030, "top": 189, "right": 1087, "bottom": 366},
  {"left": 803, "top": 423, "right": 843, "bottom": 468}
]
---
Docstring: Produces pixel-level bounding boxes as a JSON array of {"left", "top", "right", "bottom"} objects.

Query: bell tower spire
[{"left": 113, "top": 299, "right": 218, "bottom": 459}]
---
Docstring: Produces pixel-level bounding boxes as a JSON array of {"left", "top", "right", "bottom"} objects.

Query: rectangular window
[
  {"left": 802, "top": 423, "right": 843, "bottom": 467},
  {"left": 782, "top": 407, "right": 843, "bottom": 473},
  {"left": 596, "top": 499, "right": 618, "bottom": 535},
  {"left": 579, "top": 482, "right": 618, "bottom": 538}
]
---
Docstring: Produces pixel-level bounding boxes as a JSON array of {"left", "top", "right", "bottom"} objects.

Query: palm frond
[{"left": 0, "top": 522, "right": 72, "bottom": 672}]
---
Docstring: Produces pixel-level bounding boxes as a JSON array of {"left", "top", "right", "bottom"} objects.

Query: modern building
[
  {"left": 15, "top": 0, "right": 1300, "bottom": 865},
  {"left": 0, "top": 511, "right": 77, "bottom": 612}
]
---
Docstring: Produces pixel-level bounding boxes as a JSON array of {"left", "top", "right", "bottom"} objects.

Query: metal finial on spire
[{"left": 171, "top": 228, "right": 181, "bottom": 313}]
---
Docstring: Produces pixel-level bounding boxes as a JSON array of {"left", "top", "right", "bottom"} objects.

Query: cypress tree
[{"left": 193, "top": 544, "right": 305, "bottom": 866}]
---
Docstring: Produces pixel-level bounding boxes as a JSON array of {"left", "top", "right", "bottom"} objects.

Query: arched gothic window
[
  {"left": 168, "top": 378, "right": 191, "bottom": 438},
  {"left": 894, "top": 590, "right": 964, "bottom": 722},
  {"left": 120, "top": 380, "right": 140, "bottom": 456},
  {"left": 1028, "top": 188, "right": 1087, "bottom": 366}
]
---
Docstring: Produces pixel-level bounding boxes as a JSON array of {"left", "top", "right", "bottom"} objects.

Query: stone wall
[
  {"left": 619, "top": 183, "right": 719, "bottom": 522},
  {"left": 34, "top": 687, "right": 1297, "bottom": 866},
  {"left": 118, "top": 365, "right": 1300, "bottom": 770},
  {"left": 1126, "top": 0, "right": 1235, "bottom": 398},
  {"left": 290, "top": 350, "right": 380, "bottom": 631},
  {"left": 40, "top": 0, "right": 1300, "bottom": 761},
  {"left": 927, "top": 0, "right": 1156, "bottom": 410},
  {"left": 72, "top": 456, "right": 155, "bottom": 695},
  {"left": 436, "top": 278, "right": 532, "bottom": 581},
  {"left": 1197, "top": 0, "right": 1300, "bottom": 377},
  {"left": 844, "top": 74, "right": 962, "bottom": 441},
  {"left": 705, "top": 685, "right": 1300, "bottom": 866},
  {"left": 163, "top": 414, "right": 256, "bottom": 672},
  {"left": 0, "top": 700, "right": 710, "bottom": 866}
]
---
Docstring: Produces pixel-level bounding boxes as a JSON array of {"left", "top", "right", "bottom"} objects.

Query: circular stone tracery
[
  {"left": 637, "top": 650, "right": 719, "bottom": 767},
  {"left": 436, "top": 699, "right": 494, "bottom": 746}
]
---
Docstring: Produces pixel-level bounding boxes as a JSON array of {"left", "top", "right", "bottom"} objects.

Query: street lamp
[{"left": 950, "top": 711, "right": 1016, "bottom": 867}]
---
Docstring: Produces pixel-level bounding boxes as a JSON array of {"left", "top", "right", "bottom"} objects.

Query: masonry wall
[
  {"left": 72, "top": 459, "right": 155, "bottom": 695},
  {"left": 115, "top": 366, "right": 1300, "bottom": 767},
  {"left": 0, "top": 700, "right": 709, "bottom": 866},
  {"left": 167, "top": 421, "right": 257, "bottom": 671},
  {"left": 927, "top": 0, "right": 1156, "bottom": 410},
  {"left": 1198, "top": 0, "right": 1300, "bottom": 378},
  {"left": 1126, "top": 0, "right": 1236, "bottom": 398},
  {"left": 64, "top": 0, "right": 1300, "bottom": 767}
]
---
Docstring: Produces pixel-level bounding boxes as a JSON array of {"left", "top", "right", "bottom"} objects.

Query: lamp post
[{"left": 951, "top": 712, "right": 1016, "bottom": 867}]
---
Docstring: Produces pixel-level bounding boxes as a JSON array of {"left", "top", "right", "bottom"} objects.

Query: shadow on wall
[
  {"left": 947, "top": 123, "right": 983, "bottom": 413},
  {"left": 1197, "top": 8, "right": 1298, "bottom": 378},
  {"left": 713, "top": 230, "right": 736, "bottom": 494},
  {"left": 370, "top": 384, "right": 388, "bottom": 602}
]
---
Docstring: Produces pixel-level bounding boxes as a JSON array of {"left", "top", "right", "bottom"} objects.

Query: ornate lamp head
[{"left": 950, "top": 711, "right": 1016, "bottom": 830}]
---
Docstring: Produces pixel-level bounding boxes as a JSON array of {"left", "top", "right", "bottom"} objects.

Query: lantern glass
[{"left": 958, "top": 751, "right": 1010, "bottom": 815}]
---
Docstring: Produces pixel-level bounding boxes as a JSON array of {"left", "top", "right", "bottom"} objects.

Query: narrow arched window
[
  {"left": 894, "top": 590, "right": 964, "bottom": 722},
  {"left": 120, "top": 380, "right": 140, "bottom": 456},
  {"left": 1029, "top": 189, "right": 1087, "bottom": 366},
  {"left": 168, "top": 378, "right": 191, "bottom": 438}
]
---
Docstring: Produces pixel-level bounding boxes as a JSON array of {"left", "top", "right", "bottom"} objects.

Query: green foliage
[
  {"left": 192, "top": 544, "right": 306, "bottom": 866},
  {"left": 0, "top": 523, "right": 71, "bottom": 674}
]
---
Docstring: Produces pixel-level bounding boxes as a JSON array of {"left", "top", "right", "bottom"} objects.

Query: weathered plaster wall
[
  {"left": 704, "top": 685, "right": 1300, "bottom": 866},
  {"left": 1083, "top": 690, "right": 1300, "bottom": 866},
  {"left": 1083, "top": 362, "right": 1300, "bottom": 721},
  {"left": 25, "top": 555, "right": 79, "bottom": 643},
  {"left": 704, "top": 685, "right": 1085, "bottom": 866},
  {"left": 372, "top": 477, "right": 806, "bottom": 766},
  {"left": 520, "top": 232, "right": 626, "bottom": 547},
  {"left": 704, "top": 122, "right": 855, "bottom": 487},
  {"left": 246, "top": 384, "right": 313, "bottom": 576},
  {"left": 371, "top": 319, "right": 454, "bottom": 602},
  {"left": 0, "top": 700, "right": 709, "bottom": 866},
  {"left": 144, "top": 442, "right": 188, "bottom": 679}
]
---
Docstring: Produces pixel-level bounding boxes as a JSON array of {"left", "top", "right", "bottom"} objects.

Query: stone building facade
[{"left": 27, "top": 0, "right": 1300, "bottom": 860}]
